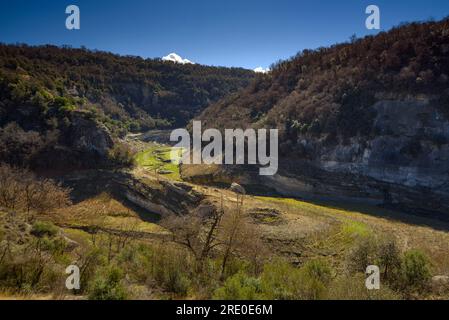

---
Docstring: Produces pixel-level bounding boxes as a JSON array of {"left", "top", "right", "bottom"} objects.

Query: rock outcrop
[
  {"left": 183, "top": 98, "right": 449, "bottom": 219},
  {"left": 69, "top": 112, "right": 114, "bottom": 158},
  {"left": 263, "top": 98, "right": 449, "bottom": 217},
  {"left": 62, "top": 170, "right": 204, "bottom": 217}
]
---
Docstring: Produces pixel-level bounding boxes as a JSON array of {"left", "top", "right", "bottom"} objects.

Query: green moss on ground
[{"left": 135, "top": 146, "right": 183, "bottom": 181}]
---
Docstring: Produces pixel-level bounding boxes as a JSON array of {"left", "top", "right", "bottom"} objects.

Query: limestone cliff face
[
  {"left": 319, "top": 99, "right": 449, "bottom": 189},
  {"left": 69, "top": 112, "right": 114, "bottom": 157},
  {"left": 185, "top": 98, "right": 449, "bottom": 217},
  {"left": 62, "top": 170, "right": 204, "bottom": 217},
  {"left": 263, "top": 98, "right": 449, "bottom": 217}
]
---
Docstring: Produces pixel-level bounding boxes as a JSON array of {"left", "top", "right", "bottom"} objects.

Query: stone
[
  {"left": 70, "top": 111, "right": 113, "bottom": 157},
  {"left": 230, "top": 182, "right": 246, "bottom": 195},
  {"left": 432, "top": 275, "right": 449, "bottom": 284},
  {"left": 157, "top": 169, "right": 173, "bottom": 175},
  {"left": 248, "top": 208, "right": 284, "bottom": 225}
]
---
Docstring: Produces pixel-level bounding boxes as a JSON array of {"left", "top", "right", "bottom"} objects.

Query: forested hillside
[
  {"left": 195, "top": 19, "right": 449, "bottom": 215},
  {"left": 198, "top": 19, "right": 449, "bottom": 141},
  {"left": 0, "top": 44, "right": 254, "bottom": 168}
]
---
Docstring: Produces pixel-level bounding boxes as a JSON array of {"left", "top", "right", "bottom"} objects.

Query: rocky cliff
[
  {"left": 185, "top": 97, "right": 449, "bottom": 218},
  {"left": 62, "top": 170, "right": 205, "bottom": 217},
  {"left": 270, "top": 98, "right": 449, "bottom": 215},
  {"left": 192, "top": 19, "right": 449, "bottom": 218}
]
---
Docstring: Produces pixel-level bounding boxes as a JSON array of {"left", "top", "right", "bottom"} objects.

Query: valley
[
  {"left": 1, "top": 17, "right": 449, "bottom": 301},
  {"left": 2, "top": 133, "right": 448, "bottom": 300}
]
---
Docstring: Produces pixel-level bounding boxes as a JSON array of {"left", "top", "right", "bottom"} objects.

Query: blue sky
[{"left": 1, "top": 0, "right": 449, "bottom": 69}]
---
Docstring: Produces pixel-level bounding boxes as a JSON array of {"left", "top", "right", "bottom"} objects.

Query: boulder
[
  {"left": 230, "top": 182, "right": 246, "bottom": 195},
  {"left": 248, "top": 208, "right": 284, "bottom": 225},
  {"left": 432, "top": 275, "right": 449, "bottom": 285},
  {"left": 70, "top": 112, "right": 113, "bottom": 157},
  {"left": 157, "top": 169, "right": 173, "bottom": 175},
  {"left": 432, "top": 275, "right": 449, "bottom": 293},
  {"left": 194, "top": 201, "right": 217, "bottom": 218}
]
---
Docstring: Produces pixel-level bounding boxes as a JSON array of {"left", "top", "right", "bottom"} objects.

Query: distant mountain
[
  {"left": 253, "top": 67, "right": 270, "bottom": 74},
  {"left": 162, "top": 52, "right": 195, "bottom": 64},
  {"left": 199, "top": 19, "right": 449, "bottom": 134},
  {"left": 0, "top": 45, "right": 254, "bottom": 130},
  {"left": 195, "top": 19, "right": 449, "bottom": 216},
  {"left": 0, "top": 44, "right": 254, "bottom": 168}
]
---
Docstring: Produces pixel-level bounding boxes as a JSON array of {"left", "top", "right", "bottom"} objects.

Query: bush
[
  {"left": 378, "top": 239, "right": 402, "bottom": 284},
  {"left": 78, "top": 248, "right": 106, "bottom": 294},
  {"left": 0, "top": 163, "right": 72, "bottom": 214},
  {"left": 328, "top": 274, "right": 401, "bottom": 300},
  {"left": 400, "top": 250, "right": 431, "bottom": 292},
  {"left": 0, "top": 238, "right": 65, "bottom": 293},
  {"left": 40, "top": 237, "right": 67, "bottom": 257},
  {"left": 297, "top": 259, "right": 333, "bottom": 300},
  {"left": 0, "top": 258, "right": 61, "bottom": 293},
  {"left": 31, "top": 221, "right": 58, "bottom": 238},
  {"left": 259, "top": 259, "right": 333, "bottom": 300},
  {"left": 347, "top": 235, "right": 379, "bottom": 273},
  {"left": 301, "top": 259, "right": 332, "bottom": 285},
  {"left": 260, "top": 260, "right": 300, "bottom": 300},
  {"left": 108, "top": 142, "right": 135, "bottom": 168},
  {"left": 117, "top": 244, "right": 153, "bottom": 283},
  {"left": 163, "top": 262, "right": 191, "bottom": 296},
  {"left": 347, "top": 235, "right": 402, "bottom": 282},
  {"left": 347, "top": 236, "right": 433, "bottom": 296},
  {"left": 213, "top": 272, "right": 262, "bottom": 300},
  {"left": 88, "top": 266, "right": 128, "bottom": 300},
  {"left": 118, "top": 244, "right": 192, "bottom": 297},
  {"left": 151, "top": 247, "right": 191, "bottom": 296}
]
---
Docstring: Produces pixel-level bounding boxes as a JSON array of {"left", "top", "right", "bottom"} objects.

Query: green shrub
[
  {"left": 347, "top": 236, "right": 433, "bottom": 296},
  {"left": 296, "top": 259, "right": 333, "bottom": 300},
  {"left": 31, "top": 221, "right": 58, "bottom": 238},
  {"left": 152, "top": 247, "right": 191, "bottom": 296},
  {"left": 117, "top": 244, "right": 153, "bottom": 283},
  {"left": 213, "top": 272, "right": 262, "bottom": 300},
  {"left": 347, "top": 235, "right": 379, "bottom": 273},
  {"left": 0, "top": 255, "right": 63, "bottom": 293},
  {"left": 79, "top": 248, "right": 106, "bottom": 294},
  {"left": 400, "top": 250, "right": 431, "bottom": 292},
  {"left": 164, "top": 262, "right": 191, "bottom": 296},
  {"left": 108, "top": 142, "right": 135, "bottom": 168},
  {"left": 301, "top": 259, "right": 332, "bottom": 285},
  {"left": 88, "top": 266, "right": 128, "bottom": 300},
  {"left": 119, "top": 244, "right": 192, "bottom": 297},
  {"left": 347, "top": 235, "right": 403, "bottom": 283},
  {"left": 40, "top": 237, "right": 67, "bottom": 255},
  {"left": 259, "top": 259, "right": 334, "bottom": 300},
  {"left": 328, "top": 274, "right": 401, "bottom": 300},
  {"left": 260, "top": 260, "right": 299, "bottom": 300},
  {"left": 378, "top": 239, "right": 402, "bottom": 284}
]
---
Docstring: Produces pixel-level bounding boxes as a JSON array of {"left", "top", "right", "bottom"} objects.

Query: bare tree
[
  {"left": 218, "top": 192, "right": 265, "bottom": 278},
  {"left": 0, "top": 163, "right": 72, "bottom": 215},
  {"left": 115, "top": 220, "right": 140, "bottom": 250},
  {"left": 161, "top": 197, "right": 225, "bottom": 272},
  {"left": 0, "top": 164, "right": 24, "bottom": 209},
  {"left": 162, "top": 192, "right": 266, "bottom": 277}
]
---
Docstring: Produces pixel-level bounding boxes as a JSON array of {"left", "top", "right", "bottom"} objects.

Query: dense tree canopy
[
  {"left": 0, "top": 44, "right": 254, "bottom": 132},
  {"left": 198, "top": 19, "right": 449, "bottom": 145},
  {"left": 0, "top": 44, "right": 254, "bottom": 168}
]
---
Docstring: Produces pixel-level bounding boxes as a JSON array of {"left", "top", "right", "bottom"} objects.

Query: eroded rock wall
[{"left": 268, "top": 99, "right": 449, "bottom": 217}]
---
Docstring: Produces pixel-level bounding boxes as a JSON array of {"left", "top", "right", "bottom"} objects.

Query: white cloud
[
  {"left": 254, "top": 66, "right": 270, "bottom": 74},
  {"left": 162, "top": 53, "right": 195, "bottom": 65}
]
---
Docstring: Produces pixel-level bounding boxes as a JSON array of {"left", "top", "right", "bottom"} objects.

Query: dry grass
[
  {"left": 50, "top": 192, "right": 166, "bottom": 235},
  {"left": 134, "top": 144, "right": 182, "bottom": 181},
  {"left": 248, "top": 196, "right": 449, "bottom": 274}
]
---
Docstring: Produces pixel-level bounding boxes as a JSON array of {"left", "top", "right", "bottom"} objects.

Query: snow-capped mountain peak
[
  {"left": 162, "top": 53, "right": 194, "bottom": 65},
  {"left": 254, "top": 67, "right": 270, "bottom": 74}
]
